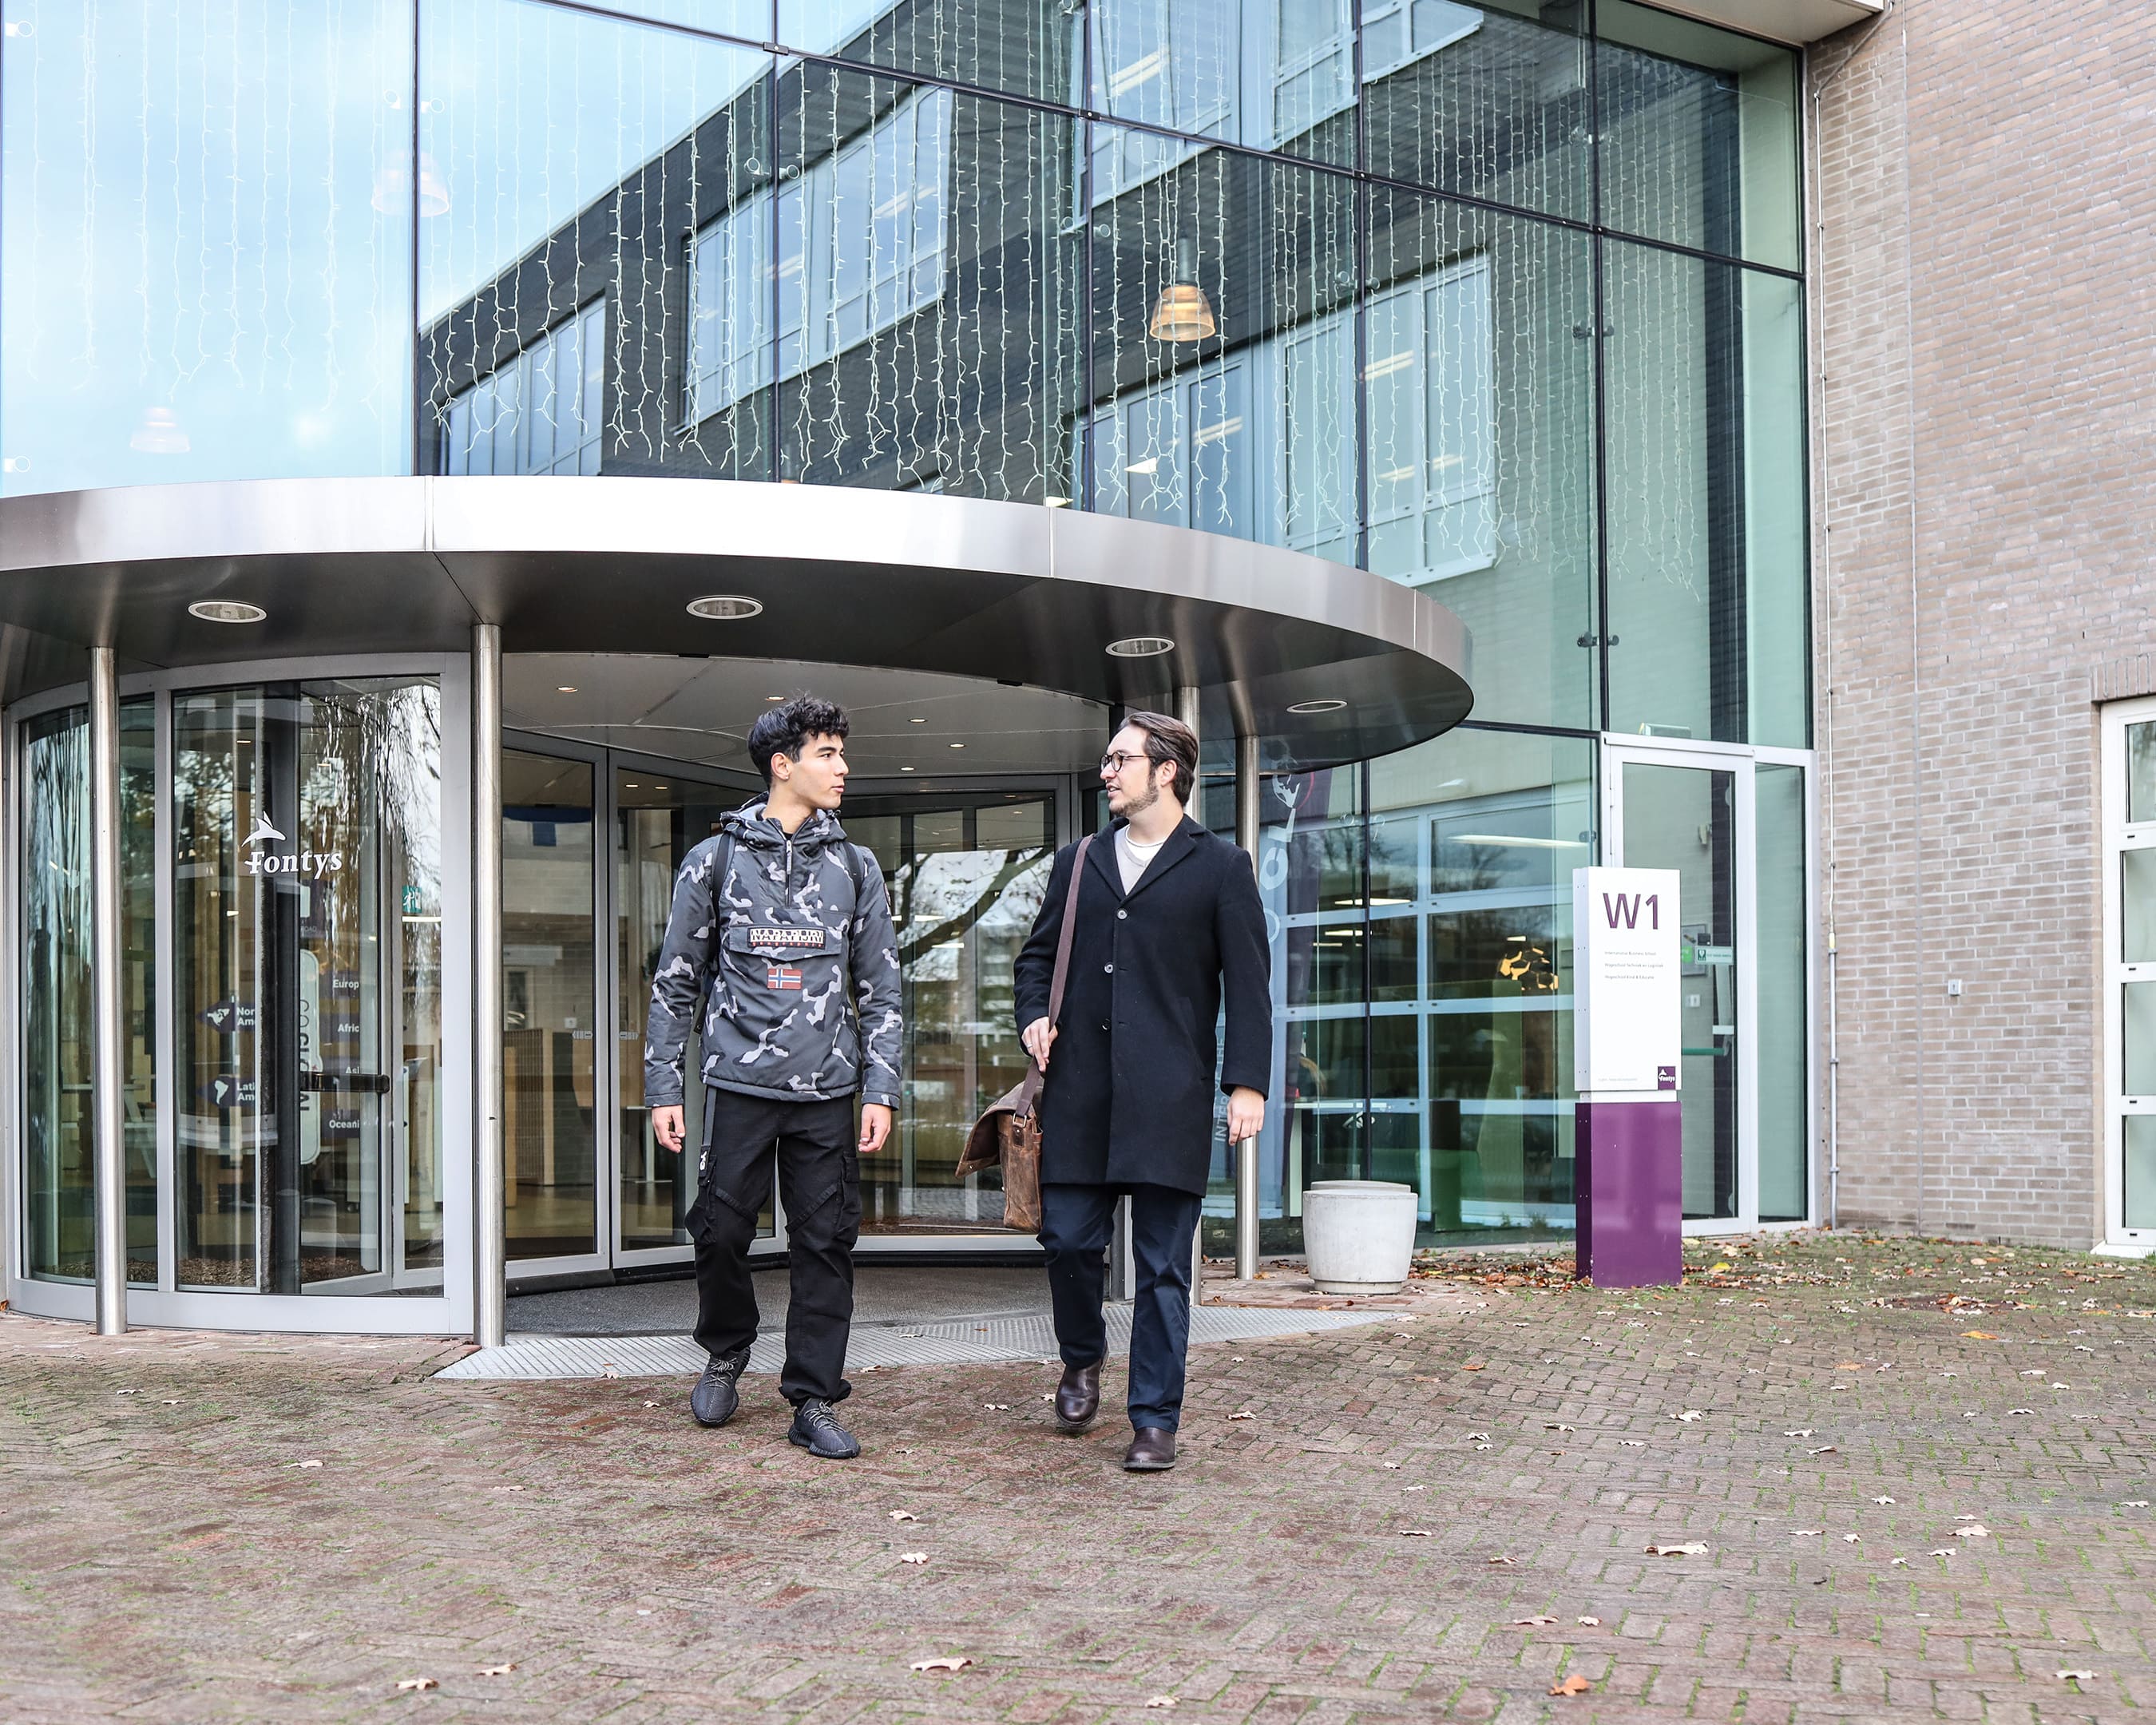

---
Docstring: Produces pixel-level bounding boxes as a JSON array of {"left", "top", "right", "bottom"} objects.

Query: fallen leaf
[
  {"left": 1952, "top": 1525, "right": 1988, "bottom": 1538},
  {"left": 1835, "top": 1362, "right": 1863, "bottom": 1370},
  {"left": 394, "top": 1678, "right": 438, "bottom": 1692},
  {"left": 899, "top": 1552, "right": 929, "bottom": 1564},
  {"left": 1544, "top": 1424, "right": 1575, "bottom": 1433},
  {"left": 2120, "top": 1500, "right": 2150, "bottom": 1508},
  {"left": 1397, "top": 1529, "right": 1436, "bottom": 1537},
  {"left": 1146, "top": 1699, "right": 1177, "bottom": 1711},
  {"left": 1841, "top": 1533, "right": 1862, "bottom": 1545},
  {"left": 1646, "top": 1541, "right": 1708, "bottom": 1556},
  {"left": 1461, "top": 1362, "right": 1484, "bottom": 1371},
  {"left": 1464, "top": 1432, "right": 1491, "bottom": 1441},
  {"left": 1403, "top": 1484, "right": 1425, "bottom": 1492},
  {"left": 1873, "top": 1497, "right": 1896, "bottom": 1505},
  {"left": 910, "top": 1656, "right": 973, "bottom": 1673},
  {"left": 1227, "top": 1411, "right": 1255, "bottom": 1421},
  {"left": 1783, "top": 1429, "right": 1815, "bottom": 1438},
  {"left": 1550, "top": 1675, "right": 1591, "bottom": 1696},
  {"left": 117, "top": 1390, "right": 141, "bottom": 1397},
  {"left": 1889, "top": 1557, "right": 1908, "bottom": 1567},
  {"left": 2007, "top": 1407, "right": 2035, "bottom": 1415},
  {"left": 1789, "top": 1529, "right": 1823, "bottom": 1537},
  {"left": 1486, "top": 1555, "right": 1515, "bottom": 1565},
  {"left": 889, "top": 1510, "right": 917, "bottom": 1522},
  {"left": 291, "top": 1459, "right": 324, "bottom": 1469},
  {"left": 1619, "top": 1440, "right": 1646, "bottom": 1447},
  {"left": 491, "top": 1485, "right": 525, "bottom": 1493},
  {"left": 1382, "top": 1461, "right": 1401, "bottom": 1469},
  {"left": 2057, "top": 1670, "right": 2095, "bottom": 1684},
  {"left": 1961, "top": 1330, "right": 1997, "bottom": 1340},
  {"left": 1576, "top": 1616, "right": 1601, "bottom": 1627},
  {"left": 1808, "top": 1445, "right": 1838, "bottom": 1456},
  {"left": 1512, "top": 1615, "right": 1558, "bottom": 1626},
  {"left": 1930, "top": 1549, "right": 1956, "bottom": 1556},
  {"left": 2021, "top": 1369, "right": 2048, "bottom": 1377},
  {"left": 478, "top": 1664, "right": 516, "bottom": 1676},
  {"left": 600, "top": 1365, "right": 621, "bottom": 1378},
  {"left": 1673, "top": 1410, "right": 1705, "bottom": 1422},
  {"left": 642, "top": 1401, "right": 658, "bottom": 1409},
  {"left": 982, "top": 1403, "right": 1009, "bottom": 1411}
]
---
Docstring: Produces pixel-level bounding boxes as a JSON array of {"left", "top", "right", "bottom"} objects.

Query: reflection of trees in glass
[{"left": 22, "top": 712, "right": 93, "bottom": 1279}]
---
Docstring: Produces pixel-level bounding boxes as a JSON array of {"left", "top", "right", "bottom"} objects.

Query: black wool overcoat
[{"left": 1012, "top": 816, "right": 1272, "bottom": 1196}]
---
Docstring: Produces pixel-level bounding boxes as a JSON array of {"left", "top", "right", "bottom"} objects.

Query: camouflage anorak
[{"left": 643, "top": 799, "right": 903, "bottom": 1110}]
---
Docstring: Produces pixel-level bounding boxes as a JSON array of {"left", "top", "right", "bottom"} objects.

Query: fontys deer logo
[{"left": 244, "top": 813, "right": 286, "bottom": 849}]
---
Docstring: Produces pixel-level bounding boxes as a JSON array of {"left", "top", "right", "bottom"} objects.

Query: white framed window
[
  {"left": 1363, "top": 253, "right": 1497, "bottom": 586},
  {"left": 687, "top": 87, "right": 951, "bottom": 426},
  {"left": 1088, "top": 360, "right": 1254, "bottom": 537},
  {"left": 1357, "top": 0, "right": 1480, "bottom": 85},
  {"left": 442, "top": 300, "right": 606, "bottom": 477},
  {"left": 2101, "top": 696, "right": 2156, "bottom": 1249}
]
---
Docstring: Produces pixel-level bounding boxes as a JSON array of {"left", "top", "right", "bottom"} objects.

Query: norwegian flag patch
[{"left": 765, "top": 964, "right": 803, "bottom": 991}]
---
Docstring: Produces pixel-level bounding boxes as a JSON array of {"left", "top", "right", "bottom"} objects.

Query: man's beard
[{"left": 1117, "top": 778, "right": 1160, "bottom": 819}]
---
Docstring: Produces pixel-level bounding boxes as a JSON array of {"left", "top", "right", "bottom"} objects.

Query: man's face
[
  {"left": 1100, "top": 724, "right": 1172, "bottom": 819},
  {"left": 773, "top": 732, "right": 849, "bottom": 809}
]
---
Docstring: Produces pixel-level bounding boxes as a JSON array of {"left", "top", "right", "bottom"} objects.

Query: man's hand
[
  {"left": 858, "top": 1103, "right": 893, "bottom": 1155},
  {"left": 1226, "top": 1086, "right": 1265, "bottom": 1146},
  {"left": 1021, "top": 1017, "right": 1057, "bottom": 1069},
  {"left": 652, "top": 1104, "right": 685, "bottom": 1153}
]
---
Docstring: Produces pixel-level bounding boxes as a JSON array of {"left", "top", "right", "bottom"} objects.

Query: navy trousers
[{"left": 1038, "top": 1181, "right": 1203, "bottom": 1433}]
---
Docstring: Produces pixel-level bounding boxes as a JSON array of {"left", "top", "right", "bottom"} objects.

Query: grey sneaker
[
  {"left": 689, "top": 1350, "right": 749, "bottom": 1428},
  {"left": 787, "top": 1398, "right": 862, "bottom": 1460}
]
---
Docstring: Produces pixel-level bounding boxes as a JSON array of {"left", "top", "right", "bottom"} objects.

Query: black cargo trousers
[{"left": 687, "top": 1085, "right": 862, "bottom": 1407}]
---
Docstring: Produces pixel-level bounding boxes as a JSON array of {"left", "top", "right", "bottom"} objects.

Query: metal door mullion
[
  {"left": 154, "top": 688, "right": 177, "bottom": 1294},
  {"left": 1734, "top": 757, "right": 1759, "bottom": 1232},
  {"left": 598, "top": 751, "right": 624, "bottom": 1270}
]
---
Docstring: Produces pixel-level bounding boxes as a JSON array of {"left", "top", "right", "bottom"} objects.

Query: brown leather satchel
[{"left": 957, "top": 832, "right": 1094, "bottom": 1234}]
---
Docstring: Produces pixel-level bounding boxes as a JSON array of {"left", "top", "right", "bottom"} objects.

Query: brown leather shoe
[
  {"left": 1123, "top": 1426, "right": 1177, "bottom": 1471},
  {"left": 1054, "top": 1362, "right": 1102, "bottom": 1433}
]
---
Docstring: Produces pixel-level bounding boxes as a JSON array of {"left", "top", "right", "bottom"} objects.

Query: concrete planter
[{"left": 1302, "top": 1180, "right": 1418, "bottom": 1295}]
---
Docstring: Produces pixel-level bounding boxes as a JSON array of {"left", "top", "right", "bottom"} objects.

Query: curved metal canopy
[{"left": 0, "top": 477, "right": 1473, "bottom": 767}]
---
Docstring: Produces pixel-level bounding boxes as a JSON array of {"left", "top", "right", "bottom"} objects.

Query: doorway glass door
[
  {"left": 840, "top": 790, "right": 1056, "bottom": 1237},
  {"left": 1602, "top": 740, "right": 1812, "bottom": 1232},
  {"left": 171, "top": 679, "right": 443, "bottom": 1295}
]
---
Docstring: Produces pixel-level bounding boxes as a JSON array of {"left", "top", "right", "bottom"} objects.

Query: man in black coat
[{"left": 1014, "top": 711, "right": 1271, "bottom": 1472}]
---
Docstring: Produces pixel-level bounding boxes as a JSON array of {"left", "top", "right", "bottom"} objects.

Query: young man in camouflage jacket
[{"left": 645, "top": 695, "right": 903, "bottom": 1460}]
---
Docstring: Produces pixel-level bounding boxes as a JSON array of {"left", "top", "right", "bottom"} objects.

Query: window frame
[{"left": 2101, "top": 694, "right": 2156, "bottom": 1250}]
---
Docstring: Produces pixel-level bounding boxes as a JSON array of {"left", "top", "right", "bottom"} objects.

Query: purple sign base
[{"left": 1575, "top": 1100, "right": 1683, "bottom": 1287}]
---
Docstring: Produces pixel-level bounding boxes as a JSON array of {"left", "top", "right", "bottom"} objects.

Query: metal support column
[
  {"left": 89, "top": 648, "right": 129, "bottom": 1334},
  {"left": 472, "top": 623, "right": 506, "bottom": 1349},
  {"left": 1234, "top": 729, "right": 1261, "bottom": 1283},
  {"left": 1177, "top": 684, "right": 1205, "bottom": 1299}
]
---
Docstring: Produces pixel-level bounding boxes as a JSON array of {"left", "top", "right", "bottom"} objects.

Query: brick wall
[{"left": 1810, "top": 0, "right": 2156, "bottom": 1245}]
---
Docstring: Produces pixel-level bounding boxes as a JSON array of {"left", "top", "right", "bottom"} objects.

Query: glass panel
[
  {"left": 172, "top": 680, "right": 442, "bottom": 1294},
  {"left": 2130, "top": 723, "right": 2156, "bottom": 826},
  {"left": 421, "top": 1, "right": 772, "bottom": 480},
  {"left": 1604, "top": 244, "right": 1805, "bottom": 746},
  {"left": 2127, "top": 1116, "right": 2156, "bottom": 1232},
  {"left": 847, "top": 793, "right": 1054, "bottom": 1234},
  {"left": 1378, "top": 728, "right": 1588, "bottom": 1244},
  {"left": 1090, "top": 140, "right": 1357, "bottom": 558},
  {"left": 503, "top": 753, "right": 599, "bottom": 1262},
  {"left": 1621, "top": 761, "right": 1737, "bottom": 1221},
  {"left": 781, "top": 0, "right": 1071, "bottom": 103},
  {"left": 1087, "top": 0, "right": 1355, "bottom": 176},
  {"left": 20, "top": 704, "right": 157, "bottom": 1284},
  {"left": 575, "top": 0, "right": 775, "bottom": 42},
  {"left": 1595, "top": 0, "right": 1799, "bottom": 272},
  {"left": 1362, "top": 0, "right": 1588, "bottom": 222},
  {"left": 775, "top": 73, "right": 1082, "bottom": 502},
  {"left": 2127, "top": 982, "right": 2156, "bottom": 1100},
  {"left": 617, "top": 771, "right": 747, "bottom": 1253},
  {"left": 1, "top": 1, "right": 414, "bottom": 496},
  {"left": 2123, "top": 847, "right": 2156, "bottom": 967},
  {"left": 1755, "top": 762, "right": 1806, "bottom": 1220},
  {"left": 1365, "top": 184, "right": 1598, "bottom": 728}
]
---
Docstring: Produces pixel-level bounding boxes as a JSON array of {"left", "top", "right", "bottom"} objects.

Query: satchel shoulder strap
[{"left": 1046, "top": 831, "right": 1094, "bottom": 1030}]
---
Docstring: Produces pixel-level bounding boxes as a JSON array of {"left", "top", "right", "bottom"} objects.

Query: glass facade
[{"left": 3, "top": 0, "right": 1813, "bottom": 1275}]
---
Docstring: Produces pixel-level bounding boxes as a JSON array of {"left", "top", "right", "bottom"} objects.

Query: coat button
[
  {"left": 1103, "top": 963, "right": 1114, "bottom": 974},
  {"left": 1100, "top": 1021, "right": 1110, "bottom": 1032},
  {"left": 1116, "top": 908, "right": 1128, "bottom": 920}
]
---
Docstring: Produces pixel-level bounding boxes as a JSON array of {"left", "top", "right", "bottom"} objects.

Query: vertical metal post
[
  {"left": 1176, "top": 684, "right": 1205, "bottom": 1298},
  {"left": 88, "top": 648, "right": 128, "bottom": 1335},
  {"left": 472, "top": 623, "right": 506, "bottom": 1349},
  {"left": 1235, "top": 729, "right": 1261, "bottom": 1283}
]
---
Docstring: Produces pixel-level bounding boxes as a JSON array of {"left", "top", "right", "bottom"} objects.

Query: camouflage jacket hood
[{"left": 643, "top": 798, "right": 904, "bottom": 1110}]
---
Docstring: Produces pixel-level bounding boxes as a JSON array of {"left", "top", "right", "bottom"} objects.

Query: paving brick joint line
[{"left": 5, "top": 1233, "right": 2154, "bottom": 1723}]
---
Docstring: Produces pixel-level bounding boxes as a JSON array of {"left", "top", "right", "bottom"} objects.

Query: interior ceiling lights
[
  {"left": 1106, "top": 636, "right": 1175, "bottom": 658},
  {"left": 686, "top": 594, "right": 763, "bottom": 620},
  {"left": 1148, "top": 240, "right": 1215, "bottom": 343},
  {"left": 188, "top": 600, "right": 266, "bottom": 624},
  {"left": 1287, "top": 698, "right": 1347, "bottom": 714}
]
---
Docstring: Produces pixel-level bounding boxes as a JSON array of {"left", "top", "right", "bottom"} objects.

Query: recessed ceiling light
[
  {"left": 1106, "top": 636, "right": 1174, "bottom": 658},
  {"left": 909, "top": 716, "right": 927, "bottom": 724},
  {"left": 188, "top": 600, "right": 265, "bottom": 624},
  {"left": 949, "top": 742, "right": 966, "bottom": 749},
  {"left": 765, "top": 694, "right": 784, "bottom": 703},
  {"left": 556, "top": 685, "right": 578, "bottom": 693},
  {"left": 686, "top": 593, "right": 763, "bottom": 621},
  {"left": 900, "top": 766, "right": 916, "bottom": 772},
  {"left": 1287, "top": 698, "right": 1347, "bottom": 715},
  {"left": 625, "top": 782, "right": 639, "bottom": 789}
]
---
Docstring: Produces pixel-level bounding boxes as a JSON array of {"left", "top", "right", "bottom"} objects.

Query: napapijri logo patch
[
  {"left": 747, "top": 926, "right": 829, "bottom": 950},
  {"left": 765, "top": 965, "right": 803, "bottom": 991}
]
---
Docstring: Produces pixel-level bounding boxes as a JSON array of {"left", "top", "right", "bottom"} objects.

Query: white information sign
[{"left": 1572, "top": 866, "right": 1682, "bottom": 1096}]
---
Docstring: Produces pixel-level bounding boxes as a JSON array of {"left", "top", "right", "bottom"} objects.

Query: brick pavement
[{"left": 3, "top": 1234, "right": 2154, "bottom": 1723}]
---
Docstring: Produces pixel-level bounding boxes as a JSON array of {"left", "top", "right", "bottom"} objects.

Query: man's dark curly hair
[{"left": 748, "top": 693, "right": 850, "bottom": 787}]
